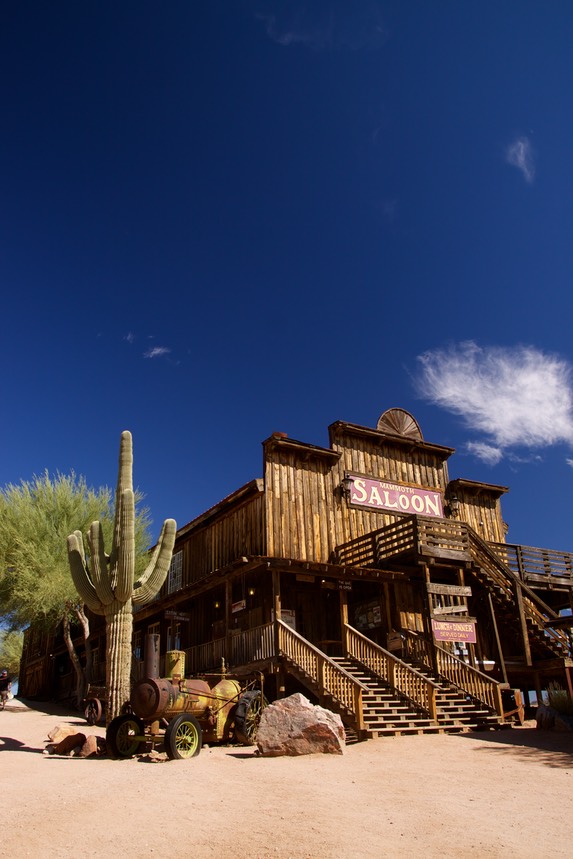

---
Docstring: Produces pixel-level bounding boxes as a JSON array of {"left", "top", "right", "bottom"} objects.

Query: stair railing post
[
  {"left": 428, "top": 685, "right": 437, "bottom": 722},
  {"left": 317, "top": 653, "right": 325, "bottom": 703},
  {"left": 355, "top": 686, "right": 365, "bottom": 733},
  {"left": 494, "top": 682, "right": 504, "bottom": 718}
]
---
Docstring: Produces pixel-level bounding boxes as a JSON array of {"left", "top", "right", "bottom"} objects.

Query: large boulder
[{"left": 256, "top": 693, "right": 345, "bottom": 756}]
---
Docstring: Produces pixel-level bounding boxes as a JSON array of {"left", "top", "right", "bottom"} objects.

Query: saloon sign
[{"left": 348, "top": 475, "right": 444, "bottom": 518}]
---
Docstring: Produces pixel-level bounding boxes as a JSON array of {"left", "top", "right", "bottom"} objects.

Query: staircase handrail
[
  {"left": 434, "top": 643, "right": 504, "bottom": 716},
  {"left": 467, "top": 529, "right": 570, "bottom": 656},
  {"left": 401, "top": 629, "right": 503, "bottom": 717},
  {"left": 277, "top": 619, "right": 367, "bottom": 731},
  {"left": 344, "top": 624, "right": 438, "bottom": 721}
]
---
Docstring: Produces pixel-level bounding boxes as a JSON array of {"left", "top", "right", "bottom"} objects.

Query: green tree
[
  {"left": 0, "top": 629, "right": 23, "bottom": 678},
  {"left": 0, "top": 470, "right": 151, "bottom": 705}
]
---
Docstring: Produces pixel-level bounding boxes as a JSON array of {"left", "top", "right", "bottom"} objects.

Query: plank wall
[
  {"left": 449, "top": 482, "right": 508, "bottom": 544},
  {"left": 264, "top": 425, "right": 452, "bottom": 563},
  {"left": 159, "top": 491, "right": 265, "bottom": 593}
]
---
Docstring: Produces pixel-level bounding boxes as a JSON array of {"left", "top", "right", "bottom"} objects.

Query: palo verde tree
[
  {"left": 0, "top": 470, "right": 151, "bottom": 705},
  {"left": 0, "top": 630, "right": 23, "bottom": 679},
  {"left": 67, "top": 431, "right": 176, "bottom": 723}
]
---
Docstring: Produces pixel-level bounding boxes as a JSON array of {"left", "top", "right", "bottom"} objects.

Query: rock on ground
[{"left": 256, "top": 692, "right": 345, "bottom": 756}]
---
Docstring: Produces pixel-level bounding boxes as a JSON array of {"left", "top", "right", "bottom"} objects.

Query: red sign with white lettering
[
  {"left": 431, "top": 619, "right": 476, "bottom": 643},
  {"left": 349, "top": 475, "right": 444, "bottom": 517}
]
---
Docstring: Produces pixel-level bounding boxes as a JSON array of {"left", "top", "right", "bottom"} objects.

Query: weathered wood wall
[
  {"left": 160, "top": 489, "right": 265, "bottom": 594},
  {"left": 264, "top": 424, "right": 453, "bottom": 563},
  {"left": 448, "top": 480, "right": 508, "bottom": 544}
]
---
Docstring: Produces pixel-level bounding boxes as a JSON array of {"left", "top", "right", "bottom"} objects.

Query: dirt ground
[{"left": 1, "top": 697, "right": 572, "bottom": 859}]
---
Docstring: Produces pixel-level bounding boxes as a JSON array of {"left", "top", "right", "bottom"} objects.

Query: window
[
  {"left": 167, "top": 550, "right": 183, "bottom": 594},
  {"left": 133, "top": 631, "right": 142, "bottom": 661},
  {"left": 167, "top": 622, "right": 181, "bottom": 652}
]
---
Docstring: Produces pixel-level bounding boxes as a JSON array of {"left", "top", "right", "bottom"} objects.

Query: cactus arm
[
  {"left": 110, "top": 431, "right": 133, "bottom": 568},
  {"left": 133, "top": 518, "right": 177, "bottom": 605},
  {"left": 87, "top": 521, "right": 115, "bottom": 606},
  {"left": 67, "top": 532, "right": 104, "bottom": 615},
  {"left": 116, "top": 488, "right": 135, "bottom": 602}
]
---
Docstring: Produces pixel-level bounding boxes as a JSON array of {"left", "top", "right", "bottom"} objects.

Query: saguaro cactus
[{"left": 67, "top": 431, "right": 176, "bottom": 723}]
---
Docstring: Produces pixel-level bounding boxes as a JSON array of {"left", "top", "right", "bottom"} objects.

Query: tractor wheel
[
  {"left": 234, "top": 690, "right": 267, "bottom": 746},
  {"left": 164, "top": 714, "right": 202, "bottom": 760},
  {"left": 106, "top": 714, "right": 146, "bottom": 758},
  {"left": 84, "top": 698, "right": 103, "bottom": 726}
]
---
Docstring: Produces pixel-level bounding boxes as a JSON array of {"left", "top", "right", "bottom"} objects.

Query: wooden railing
[
  {"left": 185, "top": 623, "right": 275, "bottom": 674},
  {"left": 434, "top": 644, "right": 503, "bottom": 716},
  {"left": 334, "top": 515, "right": 572, "bottom": 659},
  {"left": 333, "top": 517, "right": 417, "bottom": 567},
  {"left": 401, "top": 629, "right": 503, "bottom": 716},
  {"left": 231, "top": 622, "right": 274, "bottom": 666},
  {"left": 467, "top": 531, "right": 571, "bottom": 655},
  {"left": 490, "top": 541, "right": 573, "bottom": 588},
  {"left": 185, "top": 637, "right": 226, "bottom": 675},
  {"left": 415, "top": 516, "right": 470, "bottom": 558},
  {"left": 344, "top": 625, "right": 438, "bottom": 720},
  {"left": 278, "top": 620, "right": 366, "bottom": 731}
]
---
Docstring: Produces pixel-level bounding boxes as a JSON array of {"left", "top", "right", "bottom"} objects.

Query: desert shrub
[{"left": 544, "top": 682, "right": 573, "bottom": 716}]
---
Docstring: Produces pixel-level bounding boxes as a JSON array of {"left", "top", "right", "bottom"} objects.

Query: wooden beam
[
  {"left": 488, "top": 592, "right": 508, "bottom": 685},
  {"left": 514, "top": 583, "right": 533, "bottom": 668}
]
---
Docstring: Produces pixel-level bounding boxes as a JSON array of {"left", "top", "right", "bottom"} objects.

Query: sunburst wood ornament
[{"left": 376, "top": 408, "right": 423, "bottom": 440}]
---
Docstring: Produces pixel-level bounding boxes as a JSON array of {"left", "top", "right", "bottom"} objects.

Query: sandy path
[{"left": 1, "top": 697, "right": 572, "bottom": 858}]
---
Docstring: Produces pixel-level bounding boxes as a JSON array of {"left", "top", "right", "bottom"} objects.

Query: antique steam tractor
[{"left": 106, "top": 638, "right": 266, "bottom": 760}]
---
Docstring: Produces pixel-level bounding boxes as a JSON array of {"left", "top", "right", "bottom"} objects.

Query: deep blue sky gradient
[{"left": 2, "top": 2, "right": 573, "bottom": 550}]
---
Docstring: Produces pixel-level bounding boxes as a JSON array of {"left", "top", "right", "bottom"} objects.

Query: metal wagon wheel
[
  {"left": 164, "top": 714, "right": 203, "bottom": 760},
  {"left": 234, "top": 690, "right": 267, "bottom": 746},
  {"left": 84, "top": 697, "right": 103, "bottom": 726},
  {"left": 106, "top": 714, "right": 146, "bottom": 758}
]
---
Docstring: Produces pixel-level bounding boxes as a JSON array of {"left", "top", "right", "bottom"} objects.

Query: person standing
[{"left": 0, "top": 669, "right": 11, "bottom": 709}]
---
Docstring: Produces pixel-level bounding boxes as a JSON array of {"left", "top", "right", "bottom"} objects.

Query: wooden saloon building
[{"left": 21, "top": 408, "right": 573, "bottom": 737}]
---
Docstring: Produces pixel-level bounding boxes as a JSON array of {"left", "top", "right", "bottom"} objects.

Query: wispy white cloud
[
  {"left": 144, "top": 346, "right": 171, "bottom": 359},
  {"left": 466, "top": 441, "right": 503, "bottom": 466},
  {"left": 416, "top": 342, "right": 573, "bottom": 463},
  {"left": 256, "top": 2, "right": 387, "bottom": 51},
  {"left": 124, "top": 332, "right": 135, "bottom": 344},
  {"left": 505, "top": 136, "right": 535, "bottom": 183}
]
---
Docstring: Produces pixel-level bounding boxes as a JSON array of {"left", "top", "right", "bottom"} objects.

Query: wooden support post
[
  {"left": 272, "top": 568, "right": 282, "bottom": 659},
  {"left": 340, "top": 590, "right": 349, "bottom": 656},
  {"left": 225, "top": 578, "right": 233, "bottom": 668},
  {"left": 421, "top": 565, "right": 439, "bottom": 676},
  {"left": 514, "top": 582, "right": 533, "bottom": 667},
  {"left": 487, "top": 592, "right": 508, "bottom": 685},
  {"left": 564, "top": 666, "right": 573, "bottom": 701}
]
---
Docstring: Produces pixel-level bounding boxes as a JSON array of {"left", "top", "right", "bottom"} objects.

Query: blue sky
[{"left": 2, "top": 1, "right": 573, "bottom": 552}]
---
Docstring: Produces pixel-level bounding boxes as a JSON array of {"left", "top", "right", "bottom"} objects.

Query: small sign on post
[{"left": 431, "top": 618, "right": 476, "bottom": 643}]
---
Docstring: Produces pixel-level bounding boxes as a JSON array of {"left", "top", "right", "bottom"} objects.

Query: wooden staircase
[
  {"left": 277, "top": 620, "right": 504, "bottom": 739},
  {"left": 333, "top": 515, "right": 572, "bottom": 664},
  {"left": 333, "top": 657, "right": 502, "bottom": 736},
  {"left": 466, "top": 530, "right": 570, "bottom": 661}
]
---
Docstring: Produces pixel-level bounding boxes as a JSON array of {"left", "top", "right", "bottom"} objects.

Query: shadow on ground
[{"left": 458, "top": 725, "right": 573, "bottom": 768}]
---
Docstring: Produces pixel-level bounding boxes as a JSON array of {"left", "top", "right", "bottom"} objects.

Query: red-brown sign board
[
  {"left": 349, "top": 475, "right": 444, "bottom": 518},
  {"left": 432, "top": 619, "right": 476, "bottom": 643}
]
